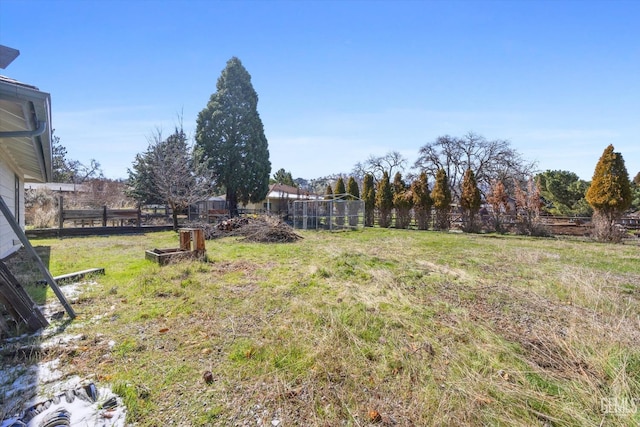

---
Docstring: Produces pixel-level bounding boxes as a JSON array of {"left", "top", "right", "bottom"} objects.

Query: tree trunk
[
  {"left": 170, "top": 201, "right": 179, "bottom": 231},
  {"left": 227, "top": 190, "right": 239, "bottom": 217}
]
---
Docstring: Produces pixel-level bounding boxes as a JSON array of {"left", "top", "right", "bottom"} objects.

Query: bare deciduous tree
[
  {"left": 146, "top": 125, "right": 216, "bottom": 230},
  {"left": 414, "top": 132, "right": 536, "bottom": 199},
  {"left": 353, "top": 151, "right": 407, "bottom": 182}
]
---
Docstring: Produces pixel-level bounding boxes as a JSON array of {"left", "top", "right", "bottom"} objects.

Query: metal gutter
[{"left": 0, "top": 119, "right": 47, "bottom": 138}]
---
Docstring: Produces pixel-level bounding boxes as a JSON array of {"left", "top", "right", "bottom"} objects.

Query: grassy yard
[{"left": 13, "top": 229, "right": 640, "bottom": 425}]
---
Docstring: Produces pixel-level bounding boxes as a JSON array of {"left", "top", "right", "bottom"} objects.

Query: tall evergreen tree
[
  {"left": 376, "top": 172, "right": 393, "bottom": 228},
  {"left": 346, "top": 177, "right": 360, "bottom": 199},
  {"left": 52, "top": 131, "right": 74, "bottom": 183},
  {"left": 196, "top": 57, "right": 270, "bottom": 216},
  {"left": 362, "top": 174, "right": 376, "bottom": 227},
  {"left": 126, "top": 149, "right": 163, "bottom": 206},
  {"left": 632, "top": 172, "right": 640, "bottom": 211},
  {"left": 52, "top": 130, "right": 103, "bottom": 184},
  {"left": 537, "top": 170, "right": 591, "bottom": 216},
  {"left": 271, "top": 168, "right": 296, "bottom": 187},
  {"left": 334, "top": 177, "right": 346, "bottom": 196},
  {"left": 392, "top": 172, "right": 412, "bottom": 229},
  {"left": 586, "top": 144, "right": 632, "bottom": 242},
  {"left": 346, "top": 177, "right": 361, "bottom": 226},
  {"left": 460, "top": 168, "right": 482, "bottom": 232},
  {"left": 431, "top": 169, "right": 451, "bottom": 230},
  {"left": 412, "top": 171, "right": 432, "bottom": 230}
]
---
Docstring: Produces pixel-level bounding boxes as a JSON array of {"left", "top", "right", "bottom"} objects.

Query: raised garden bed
[
  {"left": 145, "top": 228, "right": 206, "bottom": 266},
  {"left": 144, "top": 248, "right": 203, "bottom": 266}
]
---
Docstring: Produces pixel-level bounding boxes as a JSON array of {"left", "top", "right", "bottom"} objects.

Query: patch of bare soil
[{"left": 190, "top": 216, "right": 303, "bottom": 243}]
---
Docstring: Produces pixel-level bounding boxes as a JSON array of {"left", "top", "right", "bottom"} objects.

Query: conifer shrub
[
  {"left": 411, "top": 172, "right": 432, "bottom": 230},
  {"left": 392, "top": 172, "right": 413, "bottom": 229},
  {"left": 585, "top": 144, "right": 632, "bottom": 242},
  {"left": 460, "top": 168, "right": 481, "bottom": 233},
  {"left": 325, "top": 184, "right": 333, "bottom": 200},
  {"left": 362, "top": 174, "right": 376, "bottom": 227},
  {"left": 430, "top": 169, "right": 451, "bottom": 230},
  {"left": 376, "top": 172, "right": 393, "bottom": 228},
  {"left": 346, "top": 177, "right": 361, "bottom": 227}
]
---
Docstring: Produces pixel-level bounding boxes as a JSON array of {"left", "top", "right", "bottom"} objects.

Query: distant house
[
  {"left": 0, "top": 74, "right": 52, "bottom": 259},
  {"left": 244, "top": 183, "right": 320, "bottom": 215},
  {"left": 192, "top": 184, "right": 321, "bottom": 221},
  {"left": 25, "top": 182, "right": 88, "bottom": 193}
]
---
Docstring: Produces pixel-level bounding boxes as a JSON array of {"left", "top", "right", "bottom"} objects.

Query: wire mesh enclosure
[{"left": 292, "top": 194, "right": 365, "bottom": 231}]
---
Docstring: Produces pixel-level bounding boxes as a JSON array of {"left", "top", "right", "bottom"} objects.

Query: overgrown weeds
[{"left": 3, "top": 229, "right": 639, "bottom": 425}]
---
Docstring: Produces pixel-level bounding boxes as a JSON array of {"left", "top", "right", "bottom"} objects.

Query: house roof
[
  {"left": 0, "top": 74, "right": 52, "bottom": 182},
  {"left": 26, "top": 182, "right": 88, "bottom": 193},
  {"left": 267, "top": 183, "right": 320, "bottom": 199}
]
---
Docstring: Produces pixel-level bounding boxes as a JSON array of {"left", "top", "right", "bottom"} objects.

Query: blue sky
[{"left": 1, "top": 0, "right": 639, "bottom": 181}]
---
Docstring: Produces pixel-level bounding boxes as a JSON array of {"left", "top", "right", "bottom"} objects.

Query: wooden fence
[{"left": 59, "top": 205, "right": 141, "bottom": 228}]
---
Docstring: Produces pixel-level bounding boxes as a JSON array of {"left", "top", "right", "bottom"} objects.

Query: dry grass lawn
[{"left": 2, "top": 228, "right": 639, "bottom": 426}]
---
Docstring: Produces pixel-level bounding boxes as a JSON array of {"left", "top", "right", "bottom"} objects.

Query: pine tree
[
  {"left": 411, "top": 172, "right": 432, "bottom": 230},
  {"left": 362, "top": 174, "right": 376, "bottom": 227},
  {"left": 586, "top": 144, "right": 632, "bottom": 242},
  {"left": 272, "top": 168, "right": 296, "bottom": 187},
  {"left": 376, "top": 172, "right": 393, "bottom": 228},
  {"left": 126, "top": 149, "right": 163, "bottom": 206},
  {"left": 430, "top": 169, "right": 451, "bottom": 230},
  {"left": 196, "top": 57, "right": 270, "bottom": 216},
  {"left": 460, "top": 168, "right": 481, "bottom": 232}
]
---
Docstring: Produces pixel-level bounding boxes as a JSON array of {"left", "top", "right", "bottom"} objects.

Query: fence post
[
  {"left": 137, "top": 207, "right": 142, "bottom": 227},
  {"left": 58, "top": 195, "right": 64, "bottom": 229},
  {"left": 102, "top": 205, "right": 107, "bottom": 227}
]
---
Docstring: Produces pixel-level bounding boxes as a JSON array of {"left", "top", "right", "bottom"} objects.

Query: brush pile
[{"left": 191, "top": 216, "right": 302, "bottom": 243}]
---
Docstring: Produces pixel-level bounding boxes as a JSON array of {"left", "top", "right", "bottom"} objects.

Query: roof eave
[{"left": 0, "top": 78, "right": 52, "bottom": 182}]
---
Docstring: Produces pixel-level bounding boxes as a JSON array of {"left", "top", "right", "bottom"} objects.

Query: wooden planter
[{"left": 145, "top": 228, "right": 206, "bottom": 266}]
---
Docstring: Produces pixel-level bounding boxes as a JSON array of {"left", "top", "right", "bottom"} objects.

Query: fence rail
[{"left": 59, "top": 205, "right": 141, "bottom": 228}]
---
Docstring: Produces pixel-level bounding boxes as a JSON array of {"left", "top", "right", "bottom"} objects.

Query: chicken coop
[{"left": 292, "top": 194, "right": 365, "bottom": 231}]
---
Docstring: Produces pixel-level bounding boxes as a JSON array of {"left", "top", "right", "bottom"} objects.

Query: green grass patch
[{"left": 8, "top": 228, "right": 639, "bottom": 426}]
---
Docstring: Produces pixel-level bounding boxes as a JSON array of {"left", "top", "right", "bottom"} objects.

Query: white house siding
[{"left": 0, "top": 157, "right": 22, "bottom": 259}]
